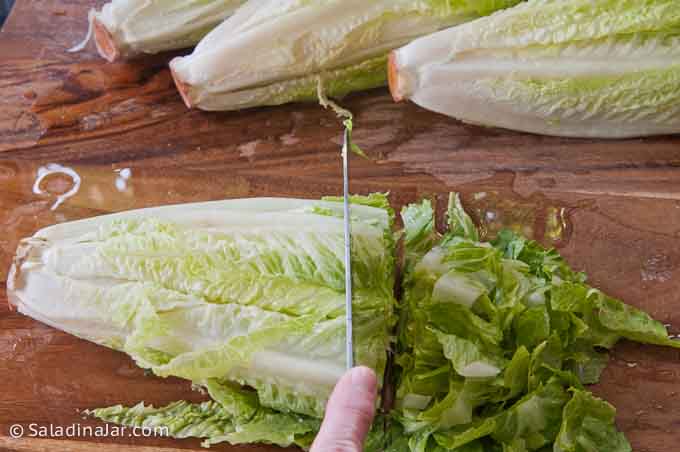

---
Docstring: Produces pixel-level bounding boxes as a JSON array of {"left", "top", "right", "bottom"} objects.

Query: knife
[{"left": 342, "top": 126, "right": 354, "bottom": 370}]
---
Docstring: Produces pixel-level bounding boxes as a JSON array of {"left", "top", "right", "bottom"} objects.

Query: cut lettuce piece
[
  {"left": 551, "top": 281, "right": 680, "bottom": 349},
  {"left": 402, "top": 199, "right": 439, "bottom": 274},
  {"left": 419, "top": 378, "right": 503, "bottom": 429},
  {"left": 514, "top": 306, "right": 551, "bottom": 350},
  {"left": 563, "top": 347, "right": 609, "bottom": 386},
  {"left": 590, "top": 290, "right": 680, "bottom": 349},
  {"left": 447, "top": 193, "right": 479, "bottom": 242},
  {"left": 432, "top": 271, "right": 488, "bottom": 308},
  {"left": 9, "top": 196, "right": 396, "bottom": 418},
  {"left": 503, "top": 346, "right": 529, "bottom": 399},
  {"left": 493, "top": 230, "right": 585, "bottom": 283},
  {"left": 555, "top": 389, "right": 631, "bottom": 452},
  {"left": 170, "top": 0, "right": 522, "bottom": 110},
  {"left": 492, "top": 378, "right": 570, "bottom": 449},
  {"left": 434, "top": 418, "right": 496, "bottom": 450},
  {"left": 435, "top": 331, "right": 505, "bottom": 378},
  {"left": 390, "top": 0, "right": 680, "bottom": 138}
]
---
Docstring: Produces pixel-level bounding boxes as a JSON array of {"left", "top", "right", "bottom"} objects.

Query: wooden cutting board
[{"left": 1, "top": 1, "right": 680, "bottom": 451}]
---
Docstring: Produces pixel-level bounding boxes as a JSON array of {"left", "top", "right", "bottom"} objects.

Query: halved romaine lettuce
[
  {"left": 389, "top": 0, "right": 680, "bottom": 138},
  {"left": 170, "top": 0, "right": 522, "bottom": 110},
  {"left": 8, "top": 196, "right": 396, "bottom": 421}
]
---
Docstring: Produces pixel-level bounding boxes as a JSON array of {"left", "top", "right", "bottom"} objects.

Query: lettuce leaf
[
  {"left": 89, "top": 384, "right": 320, "bottom": 449},
  {"left": 555, "top": 389, "right": 632, "bottom": 452}
]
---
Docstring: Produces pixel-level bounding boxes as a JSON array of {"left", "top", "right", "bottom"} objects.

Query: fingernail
[{"left": 349, "top": 366, "right": 377, "bottom": 393}]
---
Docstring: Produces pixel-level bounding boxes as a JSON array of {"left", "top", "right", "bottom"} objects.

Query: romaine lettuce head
[
  {"left": 8, "top": 196, "right": 396, "bottom": 420},
  {"left": 92, "top": 0, "right": 246, "bottom": 61},
  {"left": 390, "top": 0, "right": 680, "bottom": 138},
  {"left": 170, "top": 0, "right": 522, "bottom": 110}
]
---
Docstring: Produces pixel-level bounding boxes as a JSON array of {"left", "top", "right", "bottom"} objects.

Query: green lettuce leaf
[
  {"left": 492, "top": 378, "right": 570, "bottom": 450},
  {"left": 447, "top": 193, "right": 479, "bottom": 242},
  {"left": 88, "top": 401, "right": 235, "bottom": 440},
  {"left": 88, "top": 396, "right": 319, "bottom": 448},
  {"left": 434, "top": 418, "right": 496, "bottom": 450},
  {"left": 555, "top": 389, "right": 631, "bottom": 452},
  {"left": 435, "top": 330, "right": 506, "bottom": 378}
]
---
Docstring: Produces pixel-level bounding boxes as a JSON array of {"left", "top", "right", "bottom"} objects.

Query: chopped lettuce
[{"left": 395, "top": 192, "right": 679, "bottom": 451}]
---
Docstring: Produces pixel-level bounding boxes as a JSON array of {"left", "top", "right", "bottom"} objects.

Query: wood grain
[
  {"left": 1, "top": 0, "right": 680, "bottom": 451},
  {"left": 1, "top": 437, "right": 201, "bottom": 452}
]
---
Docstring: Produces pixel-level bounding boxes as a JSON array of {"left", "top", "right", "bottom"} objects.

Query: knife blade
[{"left": 342, "top": 126, "right": 354, "bottom": 370}]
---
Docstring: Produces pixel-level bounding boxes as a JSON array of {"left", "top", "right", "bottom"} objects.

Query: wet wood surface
[{"left": 1, "top": 0, "right": 680, "bottom": 450}]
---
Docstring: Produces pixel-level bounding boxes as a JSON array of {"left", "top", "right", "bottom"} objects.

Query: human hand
[{"left": 310, "top": 366, "right": 378, "bottom": 452}]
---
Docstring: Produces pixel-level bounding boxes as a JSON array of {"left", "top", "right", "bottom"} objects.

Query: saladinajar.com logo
[{"left": 8, "top": 423, "right": 168, "bottom": 439}]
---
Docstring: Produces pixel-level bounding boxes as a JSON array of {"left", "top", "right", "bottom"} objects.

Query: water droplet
[
  {"left": 114, "top": 167, "right": 133, "bottom": 193},
  {"left": 115, "top": 178, "right": 126, "bottom": 191},
  {"left": 32, "top": 163, "right": 81, "bottom": 211}
]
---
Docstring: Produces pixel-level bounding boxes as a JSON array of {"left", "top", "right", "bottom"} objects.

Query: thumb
[{"left": 310, "top": 366, "right": 378, "bottom": 452}]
